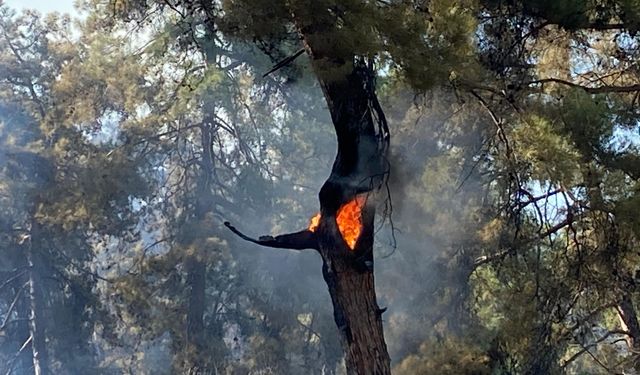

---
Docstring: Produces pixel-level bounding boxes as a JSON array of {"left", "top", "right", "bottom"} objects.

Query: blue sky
[{"left": 4, "top": 0, "right": 76, "bottom": 14}]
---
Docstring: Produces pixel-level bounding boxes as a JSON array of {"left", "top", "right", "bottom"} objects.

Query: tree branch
[
  {"left": 474, "top": 211, "right": 580, "bottom": 268},
  {"left": 4, "top": 335, "right": 32, "bottom": 375},
  {"left": 562, "top": 329, "right": 631, "bottom": 369},
  {"left": 528, "top": 78, "right": 640, "bottom": 94},
  {"left": 0, "top": 283, "right": 27, "bottom": 332},
  {"left": 0, "top": 269, "right": 27, "bottom": 294},
  {"left": 262, "top": 48, "right": 306, "bottom": 78},
  {"left": 224, "top": 222, "right": 319, "bottom": 250}
]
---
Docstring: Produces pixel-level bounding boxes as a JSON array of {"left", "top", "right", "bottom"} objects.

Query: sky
[{"left": 4, "top": 0, "right": 76, "bottom": 14}]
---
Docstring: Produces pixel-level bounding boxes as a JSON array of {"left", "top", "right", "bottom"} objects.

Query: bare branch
[
  {"left": 516, "top": 188, "right": 564, "bottom": 209},
  {"left": 0, "top": 283, "right": 27, "bottom": 332},
  {"left": 562, "top": 330, "right": 631, "bottom": 369},
  {"left": 0, "top": 270, "right": 27, "bottom": 294},
  {"left": 528, "top": 78, "right": 640, "bottom": 94},
  {"left": 224, "top": 222, "right": 319, "bottom": 250},
  {"left": 262, "top": 48, "right": 306, "bottom": 78},
  {"left": 4, "top": 335, "right": 33, "bottom": 375}
]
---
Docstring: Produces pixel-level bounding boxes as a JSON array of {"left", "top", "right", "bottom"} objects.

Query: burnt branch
[
  {"left": 528, "top": 78, "right": 640, "bottom": 94},
  {"left": 562, "top": 329, "right": 631, "bottom": 369},
  {"left": 224, "top": 221, "right": 319, "bottom": 250},
  {"left": 262, "top": 48, "right": 306, "bottom": 77}
]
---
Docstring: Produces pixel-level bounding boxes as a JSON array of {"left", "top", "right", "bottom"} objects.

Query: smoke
[
  {"left": 373, "top": 87, "right": 491, "bottom": 363},
  {"left": 219, "top": 78, "right": 492, "bottom": 371},
  {"left": 0, "top": 5, "right": 493, "bottom": 374}
]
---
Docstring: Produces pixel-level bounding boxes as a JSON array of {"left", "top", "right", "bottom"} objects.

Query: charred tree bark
[
  {"left": 225, "top": 48, "right": 391, "bottom": 375},
  {"left": 299, "top": 7, "right": 391, "bottom": 372},
  {"left": 15, "top": 292, "right": 32, "bottom": 374},
  {"left": 319, "top": 206, "right": 390, "bottom": 375},
  {"left": 311, "top": 62, "right": 390, "bottom": 374},
  {"left": 225, "top": 3, "right": 392, "bottom": 373}
]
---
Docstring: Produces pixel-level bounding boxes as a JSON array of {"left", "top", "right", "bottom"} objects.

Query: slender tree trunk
[
  {"left": 184, "top": 119, "right": 216, "bottom": 372},
  {"left": 185, "top": 252, "right": 206, "bottom": 342},
  {"left": 185, "top": 254, "right": 206, "bottom": 372},
  {"left": 617, "top": 294, "right": 640, "bottom": 354},
  {"left": 181, "top": 23, "right": 218, "bottom": 372},
  {"left": 26, "top": 223, "right": 48, "bottom": 375}
]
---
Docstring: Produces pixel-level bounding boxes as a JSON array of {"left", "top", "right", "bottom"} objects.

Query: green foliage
[
  {"left": 3, "top": 0, "right": 640, "bottom": 373},
  {"left": 394, "top": 338, "right": 492, "bottom": 375}
]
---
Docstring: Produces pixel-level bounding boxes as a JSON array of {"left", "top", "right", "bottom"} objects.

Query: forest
[{"left": 2, "top": 0, "right": 640, "bottom": 374}]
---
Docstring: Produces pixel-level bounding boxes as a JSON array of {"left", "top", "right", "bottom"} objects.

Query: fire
[
  {"left": 308, "top": 213, "right": 321, "bottom": 232},
  {"left": 308, "top": 196, "right": 366, "bottom": 250}
]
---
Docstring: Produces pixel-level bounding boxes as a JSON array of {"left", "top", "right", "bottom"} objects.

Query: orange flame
[
  {"left": 308, "top": 213, "right": 321, "bottom": 232},
  {"left": 308, "top": 196, "right": 366, "bottom": 250}
]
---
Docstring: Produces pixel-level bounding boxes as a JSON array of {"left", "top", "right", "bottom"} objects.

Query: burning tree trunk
[{"left": 225, "top": 54, "right": 391, "bottom": 374}]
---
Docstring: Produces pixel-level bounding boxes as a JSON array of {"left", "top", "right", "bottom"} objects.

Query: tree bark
[
  {"left": 616, "top": 294, "right": 640, "bottom": 353},
  {"left": 185, "top": 254, "right": 206, "bottom": 340},
  {"left": 319, "top": 206, "right": 390, "bottom": 375},
  {"left": 301, "top": 12, "right": 391, "bottom": 372},
  {"left": 225, "top": 2, "right": 392, "bottom": 372},
  {"left": 225, "top": 47, "right": 392, "bottom": 375},
  {"left": 183, "top": 122, "right": 216, "bottom": 372},
  {"left": 26, "top": 222, "right": 48, "bottom": 375},
  {"left": 16, "top": 292, "right": 32, "bottom": 374}
]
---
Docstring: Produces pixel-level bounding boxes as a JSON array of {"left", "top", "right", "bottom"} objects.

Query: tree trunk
[
  {"left": 307, "top": 54, "right": 391, "bottom": 375},
  {"left": 183, "top": 117, "right": 216, "bottom": 372},
  {"left": 225, "top": 57, "right": 392, "bottom": 373},
  {"left": 16, "top": 294, "right": 32, "bottom": 374},
  {"left": 185, "top": 254, "right": 206, "bottom": 372},
  {"left": 319, "top": 205, "right": 389, "bottom": 374},
  {"left": 307, "top": 41, "right": 392, "bottom": 375},
  {"left": 226, "top": 3, "right": 392, "bottom": 372},
  {"left": 26, "top": 223, "right": 48, "bottom": 375},
  {"left": 617, "top": 294, "right": 640, "bottom": 354}
]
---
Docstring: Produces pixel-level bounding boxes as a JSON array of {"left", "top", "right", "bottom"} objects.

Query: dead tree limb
[{"left": 224, "top": 222, "right": 319, "bottom": 250}]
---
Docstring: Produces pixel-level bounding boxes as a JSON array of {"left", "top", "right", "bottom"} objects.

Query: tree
[
  {"left": 0, "top": 9, "right": 74, "bottom": 374},
  {"left": 99, "top": 0, "right": 492, "bottom": 373},
  {"left": 70, "top": 2, "right": 345, "bottom": 372},
  {"left": 0, "top": 6, "right": 147, "bottom": 374},
  {"left": 226, "top": 56, "right": 392, "bottom": 373},
  {"left": 7, "top": 0, "right": 640, "bottom": 373}
]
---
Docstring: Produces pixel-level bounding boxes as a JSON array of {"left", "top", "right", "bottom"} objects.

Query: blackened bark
[
  {"left": 315, "top": 94, "right": 391, "bottom": 374},
  {"left": 226, "top": 56, "right": 392, "bottom": 375},
  {"left": 318, "top": 202, "right": 390, "bottom": 375},
  {"left": 298, "top": 9, "right": 391, "bottom": 370},
  {"left": 225, "top": 4, "right": 392, "bottom": 372},
  {"left": 15, "top": 293, "right": 32, "bottom": 374},
  {"left": 224, "top": 222, "right": 319, "bottom": 250}
]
